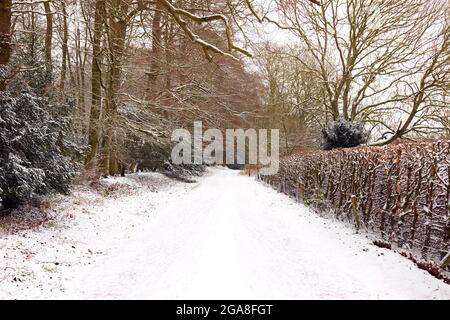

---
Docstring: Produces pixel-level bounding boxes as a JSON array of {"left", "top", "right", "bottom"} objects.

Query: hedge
[{"left": 259, "top": 141, "right": 450, "bottom": 265}]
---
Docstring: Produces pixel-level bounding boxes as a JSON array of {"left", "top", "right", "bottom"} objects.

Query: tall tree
[
  {"left": 147, "top": 2, "right": 162, "bottom": 96},
  {"left": 43, "top": 0, "right": 53, "bottom": 78},
  {"left": 102, "top": 0, "right": 130, "bottom": 176},
  {"left": 85, "top": 0, "right": 106, "bottom": 169},
  {"left": 59, "top": 0, "right": 69, "bottom": 91},
  {"left": 0, "top": 0, "right": 12, "bottom": 90}
]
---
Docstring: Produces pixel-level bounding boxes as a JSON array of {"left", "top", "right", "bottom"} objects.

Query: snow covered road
[{"left": 1, "top": 168, "right": 450, "bottom": 299}]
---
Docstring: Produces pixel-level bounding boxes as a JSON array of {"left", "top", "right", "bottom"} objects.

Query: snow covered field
[{"left": 0, "top": 168, "right": 449, "bottom": 300}]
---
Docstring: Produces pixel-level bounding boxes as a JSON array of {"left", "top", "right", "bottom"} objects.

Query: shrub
[
  {"left": 160, "top": 161, "right": 205, "bottom": 183},
  {"left": 321, "top": 118, "right": 369, "bottom": 150},
  {"left": 0, "top": 91, "right": 78, "bottom": 209}
]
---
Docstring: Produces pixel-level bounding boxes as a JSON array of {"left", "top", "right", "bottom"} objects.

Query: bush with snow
[
  {"left": 0, "top": 92, "right": 79, "bottom": 209},
  {"left": 321, "top": 118, "right": 369, "bottom": 150},
  {"left": 163, "top": 161, "right": 205, "bottom": 178}
]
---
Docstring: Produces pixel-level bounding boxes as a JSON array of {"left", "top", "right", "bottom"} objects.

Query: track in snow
[{"left": 60, "top": 168, "right": 450, "bottom": 300}]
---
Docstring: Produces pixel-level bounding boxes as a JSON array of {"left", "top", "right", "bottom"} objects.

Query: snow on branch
[{"left": 157, "top": 0, "right": 252, "bottom": 61}]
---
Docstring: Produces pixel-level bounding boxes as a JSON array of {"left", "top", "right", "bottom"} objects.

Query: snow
[{"left": 1, "top": 168, "right": 449, "bottom": 300}]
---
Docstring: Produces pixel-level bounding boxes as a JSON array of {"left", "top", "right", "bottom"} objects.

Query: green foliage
[
  {"left": 0, "top": 91, "right": 80, "bottom": 208},
  {"left": 321, "top": 118, "right": 369, "bottom": 150}
]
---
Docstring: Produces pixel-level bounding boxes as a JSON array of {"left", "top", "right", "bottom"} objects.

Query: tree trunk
[
  {"left": 441, "top": 251, "right": 450, "bottom": 269},
  {"left": 75, "top": 25, "right": 86, "bottom": 127},
  {"left": 163, "top": 21, "right": 174, "bottom": 91},
  {"left": 43, "top": 1, "right": 53, "bottom": 79},
  {"left": 102, "top": 0, "right": 129, "bottom": 176},
  {"left": 0, "top": 0, "right": 12, "bottom": 90},
  {"left": 60, "top": 0, "right": 68, "bottom": 91},
  {"left": 85, "top": 0, "right": 105, "bottom": 169},
  {"left": 147, "top": 3, "right": 162, "bottom": 97}
]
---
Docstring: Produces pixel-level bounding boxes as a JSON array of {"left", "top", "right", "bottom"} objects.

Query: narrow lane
[{"left": 63, "top": 168, "right": 450, "bottom": 299}]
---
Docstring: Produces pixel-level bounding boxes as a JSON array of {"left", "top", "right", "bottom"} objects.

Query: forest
[{"left": 0, "top": 0, "right": 449, "bottom": 209}]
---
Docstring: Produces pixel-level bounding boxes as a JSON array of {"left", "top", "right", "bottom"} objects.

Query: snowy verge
[{"left": 0, "top": 171, "right": 195, "bottom": 299}]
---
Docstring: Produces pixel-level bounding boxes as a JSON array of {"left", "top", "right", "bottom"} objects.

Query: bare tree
[
  {"left": 377, "top": 20, "right": 450, "bottom": 145},
  {"left": 259, "top": 0, "right": 449, "bottom": 144},
  {"left": 43, "top": 0, "right": 53, "bottom": 77},
  {"left": 59, "top": 0, "right": 68, "bottom": 91},
  {"left": 85, "top": 0, "right": 105, "bottom": 169},
  {"left": 0, "top": 0, "right": 12, "bottom": 71},
  {"left": 256, "top": 43, "right": 326, "bottom": 151}
]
